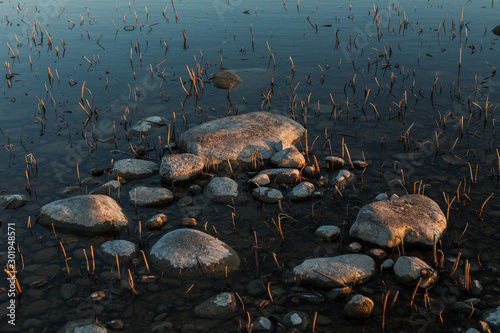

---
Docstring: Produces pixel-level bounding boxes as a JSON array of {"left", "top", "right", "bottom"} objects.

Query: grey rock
[
  {"left": 111, "top": 159, "right": 158, "bottom": 180},
  {"left": 344, "top": 295, "right": 374, "bottom": 319},
  {"left": 270, "top": 147, "right": 305, "bottom": 169},
  {"left": 393, "top": 256, "right": 439, "bottom": 288},
  {"left": 282, "top": 311, "right": 310, "bottom": 330},
  {"left": 179, "top": 112, "right": 305, "bottom": 167},
  {"left": 0, "top": 194, "right": 27, "bottom": 209},
  {"left": 249, "top": 168, "right": 300, "bottom": 186},
  {"left": 177, "top": 196, "right": 193, "bottom": 207},
  {"left": 59, "top": 319, "right": 108, "bottom": 333},
  {"left": 326, "top": 287, "right": 351, "bottom": 300},
  {"left": 146, "top": 213, "right": 168, "bottom": 230},
  {"left": 63, "top": 186, "right": 81, "bottom": 195},
  {"left": 129, "top": 186, "right": 174, "bottom": 207},
  {"left": 89, "top": 180, "right": 121, "bottom": 196},
  {"left": 349, "top": 194, "right": 447, "bottom": 248},
  {"left": 315, "top": 225, "right": 341, "bottom": 242},
  {"left": 471, "top": 280, "right": 483, "bottom": 296},
  {"left": 40, "top": 195, "right": 128, "bottom": 234},
  {"left": 150, "top": 229, "right": 240, "bottom": 278},
  {"left": 188, "top": 185, "right": 203, "bottom": 196},
  {"left": 335, "top": 169, "right": 354, "bottom": 186},
  {"left": 348, "top": 242, "right": 363, "bottom": 253},
  {"left": 381, "top": 259, "right": 395, "bottom": 272},
  {"left": 290, "top": 182, "right": 315, "bottom": 201},
  {"left": 352, "top": 160, "right": 368, "bottom": 169},
  {"left": 374, "top": 193, "right": 389, "bottom": 201},
  {"left": 292, "top": 254, "right": 376, "bottom": 288},
  {"left": 367, "top": 248, "right": 387, "bottom": 260},
  {"left": 253, "top": 317, "right": 273, "bottom": 333},
  {"left": 127, "top": 116, "right": 166, "bottom": 136},
  {"left": 99, "top": 240, "right": 137, "bottom": 262},
  {"left": 325, "top": 156, "right": 345, "bottom": 168},
  {"left": 205, "top": 177, "right": 238, "bottom": 204},
  {"left": 159, "top": 154, "right": 204, "bottom": 182},
  {"left": 81, "top": 177, "right": 101, "bottom": 186},
  {"left": 252, "top": 187, "right": 283, "bottom": 203},
  {"left": 484, "top": 305, "right": 500, "bottom": 332},
  {"left": 193, "top": 292, "right": 237, "bottom": 319},
  {"left": 210, "top": 71, "right": 242, "bottom": 89}
]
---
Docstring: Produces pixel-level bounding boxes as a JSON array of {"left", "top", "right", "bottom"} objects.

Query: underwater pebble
[
  {"left": 252, "top": 316, "right": 273, "bottom": 333},
  {"left": 290, "top": 181, "right": 315, "bottom": 201},
  {"left": 282, "top": 311, "right": 310, "bottom": 330},
  {"left": 106, "top": 319, "right": 124, "bottom": 330},
  {"left": 177, "top": 195, "right": 193, "bottom": 207}
]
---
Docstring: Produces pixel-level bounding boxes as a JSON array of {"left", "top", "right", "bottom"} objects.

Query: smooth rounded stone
[
  {"left": 367, "top": 248, "right": 387, "bottom": 260},
  {"left": 302, "top": 165, "right": 316, "bottom": 178},
  {"left": 493, "top": 25, "right": 500, "bottom": 36},
  {"left": 326, "top": 286, "right": 351, "bottom": 300},
  {"left": 40, "top": 195, "right": 128, "bottom": 234},
  {"left": 0, "top": 194, "right": 27, "bottom": 209},
  {"left": 252, "top": 187, "right": 283, "bottom": 203},
  {"left": 270, "top": 147, "right": 305, "bottom": 169},
  {"left": 180, "top": 217, "right": 197, "bottom": 227},
  {"left": 188, "top": 185, "right": 203, "bottom": 196},
  {"left": 315, "top": 225, "right": 341, "bottom": 242},
  {"left": 99, "top": 240, "right": 137, "bottom": 262},
  {"left": 81, "top": 177, "right": 101, "bottom": 186},
  {"left": 344, "top": 295, "right": 374, "bottom": 319},
  {"left": 129, "top": 186, "right": 174, "bottom": 207},
  {"left": 350, "top": 194, "right": 447, "bottom": 248},
  {"left": 146, "top": 213, "right": 168, "bottom": 230},
  {"left": 89, "top": 180, "right": 121, "bottom": 196},
  {"left": 335, "top": 169, "right": 354, "bottom": 186},
  {"left": 91, "top": 168, "right": 104, "bottom": 177},
  {"left": 348, "top": 242, "right": 362, "bottom": 253},
  {"left": 60, "top": 284, "right": 77, "bottom": 300},
  {"left": 471, "top": 280, "right": 483, "bottom": 296},
  {"left": 246, "top": 279, "right": 266, "bottom": 296},
  {"left": 193, "top": 292, "right": 237, "bottom": 319},
  {"left": 249, "top": 168, "right": 300, "bottom": 186},
  {"left": 177, "top": 196, "right": 193, "bottom": 207},
  {"left": 252, "top": 316, "right": 273, "bottom": 333},
  {"left": 63, "top": 186, "right": 81, "bottom": 195},
  {"left": 59, "top": 318, "right": 108, "bottom": 333},
  {"left": 127, "top": 116, "right": 166, "bottom": 136},
  {"left": 374, "top": 193, "right": 389, "bottom": 201},
  {"left": 325, "top": 156, "right": 345, "bottom": 168},
  {"left": 290, "top": 182, "right": 315, "bottom": 201},
  {"left": 179, "top": 112, "right": 305, "bottom": 167},
  {"left": 210, "top": 71, "right": 242, "bottom": 89},
  {"left": 292, "top": 254, "right": 376, "bottom": 288},
  {"left": 111, "top": 159, "right": 158, "bottom": 180},
  {"left": 352, "top": 160, "right": 368, "bottom": 169},
  {"left": 150, "top": 229, "right": 240, "bottom": 278},
  {"left": 381, "top": 259, "right": 395, "bottom": 272},
  {"left": 159, "top": 154, "right": 204, "bottom": 183},
  {"left": 205, "top": 177, "right": 238, "bottom": 204},
  {"left": 393, "top": 256, "right": 439, "bottom": 288},
  {"left": 282, "top": 311, "right": 310, "bottom": 330}
]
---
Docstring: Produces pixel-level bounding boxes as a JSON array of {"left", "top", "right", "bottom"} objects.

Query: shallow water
[{"left": 1, "top": 0, "right": 500, "bottom": 332}]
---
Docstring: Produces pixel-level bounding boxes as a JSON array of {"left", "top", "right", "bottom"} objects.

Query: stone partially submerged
[
  {"left": 40, "top": 195, "right": 128, "bottom": 234},
  {"left": 179, "top": 112, "right": 305, "bottom": 167},
  {"left": 209, "top": 71, "right": 242, "bottom": 89},
  {"left": 349, "top": 194, "right": 447, "bottom": 248},
  {"left": 292, "top": 254, "right": 376, "bottom": 289},
  {"left": 127, "top": 116, "right": 166, "bottom": 136},
  {"left": 111, "top": 159, "right": 158, "bottom": 180},
  {"left": 150, "top": 229, "right": 240, "bottom": 278}
]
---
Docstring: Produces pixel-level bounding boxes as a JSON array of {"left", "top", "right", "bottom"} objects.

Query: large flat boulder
[
  {"left": 150, "top": 229, "right": 240, "bottom": 278},
  {"left": 40, "top": 195, "right": 128, "bottom": 234},
  {"left": 349, "top": 194, "right": 447, "bottom": 248},
  {"left": 179, "top": 112, "right": 305, "bottom": 167}
]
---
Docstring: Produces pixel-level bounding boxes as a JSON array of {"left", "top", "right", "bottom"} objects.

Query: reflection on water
[{"left": 1, "top": 0, "right": 500, "bottom": 331}]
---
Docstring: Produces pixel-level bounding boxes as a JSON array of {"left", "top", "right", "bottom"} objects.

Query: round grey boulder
[
  {"left": 193, "top": 292, "right": 237, "bottom": 319},
  {"left": 205, "top": 177, "right": 238, "bottom": 204},
  {"left": 99, "top": 240, "right": 137, "bottom": 263},
  {"left": 393, "top": 256, "right": 439, "bottom": 288},
  {"left": 159, "top": 154, "right": 204, "bottom": 182},
  {"left": 349, "top": 194, "right": 447, "bottom": 248},
  {"left": 344, "top": 294, "right": 374, "bottom": 319},
  {"left": 150, "top": 229, "right": 240, "bottom": 278},
  {"left": 292, "top": 254, "right": 375, "bottom": 288},
  {"left": 111, "top": 159, "right": 158, "bottom": 180},
  {"left": 270, "top": 147, "right": 305, "bottom": 169},
  {"left": 40, "top": 195, "right": 128, "bottom": 234},
  {"left": 145, "top": 213, "right": 168, "bottom": 230},
  {"left": 252, "top": 187, "right": 283, "bottom": 203},
  {"left": 129, "top": 186, "right": 174, "bottom": 207},
  {"left": 315, "top": 225, "right": 341, "bottom": 242},
  {"left": 290, "top": 182, "right": 315, "bottom": 201}
]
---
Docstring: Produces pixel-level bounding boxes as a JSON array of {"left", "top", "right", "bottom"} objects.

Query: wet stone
[
  {"left": 326, "top": 287, "right": 351, "bottom": 300},
  {"left": 177, "top": 195, "right": 193, "bottom": 207},
  {"left": 91, "top": 168, "right": 104, "bottom": 177},
  {"left": 180, "top": 217, "right": 197, "bottom": 227},
  {"left": 129, "top": 186, "right": 174, "bottom": 207},
  {"left": 60, "top": 284, "right": 77, "bottom": 300},
  {"left": 145, "top": 213, "right": 168, "bottom": 230},
  {"left": 81, "top": 177, "right": 100, "bottom": 186},
  {"left": 89, "top": 180, "right": 121, "bottom": 197},
  {"left": 290, "top": 181, "right": 315, "bottom": 201},
  {"left": 193, "top": 292, "right": 238, "bottom": 319},
  {"left": 381, "top": 259, "right": 395, "bottom": 272},
  {"left": 315, "top": 225, "right": 341, "bottom": 242},
  {"left": 270, "top": 147, "right": 305, "bottom": 169},
  {"left": 374, "top": 193, "right": 389, "bottom": 201},
  {"left": 159, "top": 154, "right": 204, "bottom": 183},
  {"left": 253, "top": 316, "right": 273, "bottom": 333},
  {"left": 393, "top": 256, "right": 439, "bottom": 288},
  {"left": 127, "top": 116, "right": 166, "bottom": 136},
  {"left": 335, "top": 169, "right": 354, "bottom": 186},
  {"left": 252, "top": 187, "right": 283, "bottom": 203},
  {"left": 352, "top": 160, "right": 368, "bottom": 169},
  {"left": 249, "top": 168, "right": 300, "bottom": 186},
  {"left": 246, "top": 279, "right": 266, "bottom": 296},
  {"left": 63, "top": 186, "right": 81, "bottom": 195},
  {"left": 282, "top": 311, "right": 310, "bottom": 330},
  {"left": 344, "top": 295, "right": 374, "bottom": 319},
  {"left": 210, "top": 70, "right": 242, "bottom": 89},
  {"left": 111, "top": 159, "right": 158, "bottom": 180},
  {"left": 60, "top": 318, "right": 108, "bottom": 333},
  {"left": 325, "top": 156, "right": 345, "bottom": 168},
  {"left": 151, "top": 321, "right": 174, "bottom": 332},
  {"left": 106, "top": 320, "right": 124, "bottom": 330},
  {"left": 0, "top": 194, "right": 27, "bottom": 209},
  {"left": 302, "top": 165, "right": 316, "bottom": 179},
  {"left": 205, "top": 177, "right": 238, "bottom": 204},
  {"left": 99, "top": 239, "right": 137, "bottom": 262},
  {"left": 188, "top": 184, "right": 203, "bottom": 196},
  {"left": 348, "top": 242, "right": 362, "bottom": 253},
  {"left": 367, "top": 248, "right": 387, "bottom": 260}
]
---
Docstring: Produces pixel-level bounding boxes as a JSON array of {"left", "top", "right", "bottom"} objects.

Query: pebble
[
  {"left": 381, "top": 259, "right": 395, "bottom": 272},
  {"left": 81, "top": 177, "right": 101, "bottom": 186},
  {"left": 374, "top": 193, "right": 389, "bottom": 201},
  {"left": 91, "top": 168, "right": 104, "bottom": 177},
  {"left": 335, "top": 169, "right": 354, "bottom": 186},
  {"left": 246, "top": 279, "right": 266, "bottom": 296},
  {"left": 253, "top": 316, "right": 273, "bottom": 333},
  {"left": 315, "top": 225, "right": 341, "bottom": 242},
  {"left": 344, "top": 294, "right": 374, "bottom": 319},
  {"left": 326, "top": 287, "right": 351, "bottom": 300},
  {"left": 145, "top": 213, "right": 168, "bottom": 230},
  {"left": 348, "top": 242, "right": 362, "bottom": 253},
  {"left": 290, "top": 181, "right": 315, "bottom": 201},
  {"left": 106, "top": 320, "right": 124, "bottom": 330},
  {"left": 62, "top": 186, "right": 81, "bottom": 195},
  {"left": 302, "top": 165, "right": 316, "bottom": 178},
  {"left": 177, "top": 196, "right": 193, "bottom": 207},
  {"left": 367, "top": 248, "right": 387, "bottom": 260},
  {"left": 325, "top": 156, "right": 345, "bottom": 168},
  {"left": 252, "top": 187, "right": 284, "bottom": 203},
  {"left": 188, "top": 184, "right": 203, "bottom": 196},
  {"left": 282, "top": 311, "right": 310, "bottom": 330},
  {"left": 180, "top": 217, "right": 197, "bottom": 227},
  {"left": 352, "top": 160, "right": 368, "bottom": 169},
  {"left": 270, "top": 147, "right": 305, "bottom": 169}
]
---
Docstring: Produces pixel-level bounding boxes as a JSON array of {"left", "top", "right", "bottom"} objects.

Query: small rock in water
[
  {"left": 99, "top": 239, "right": 138, "bottom": 263},
  {"left": 89, "top": 180, "right": 121, "bottom": 196},
  {"left": 352, "top": 160, "right": 368, "bottom": 169},
  {"left": 393, "top": 256, "right": 439, "bottom": 288},
  {"left": 270, "top": 147, "right": 305, "bottom": 169},
  {"left": 253, "top": 316, "right": 273, "bottom": 333},
  {"left": 252, "top": 187, "right": 284, "bottom": 203},
  {"left": 282, "top": 311, "right": 310, "bottom": 330},
  {"left": 302, "top": 165, "right": 316, "bottom": 178},
  {"left": 177, "top": 195, "right": 193, "bottom": 207},
  {"left": 90, "top": 291, "right": 106, "bottom": 301},
  {"left": 348, "top": 242, "right": 362, "bottom": 253},
  {"left": 91, "top": 168, "right": 104, "bottom": 177},
  {"left": 106, "top": 319, "right": 124, "bottom": 330},
  {"left": 205, "top": 177, "right": 239, "bottom": 204},
  {"left": 492, "top": 25, "right": 500, "bottom": 37},
  {"left": 210, "top": 71, "right": 242, "bottom": 89},
  {"left": 81, "top": 177, "right": 101, "bottom": 186},
  {"left": 60, "top": 319, "right": 108, "bottom": 333},
  {"left": 249, "top": 168, "right": 300, "bottom": 186},
  {"left": 367, "top": 248, "right": 387, "bottom": 260},
  {"left": 325, "top": 156, "right": 345, "bottom": 168},
  {"left": 290, "top": 182, "right": 315, "bottom": 201},
  {"left": 129, "top": 186, "right": 174, "bottom": 207},
  {"left": 193, "top": 292, "right": 238, "bottom": 319},
  {"left": 146, "top": 213, "right": 168, "bottom": 230},
  {"left": 62, "top": 186, "right": 81, "bottom": 195},
  {"left": 180, "top": 217, "right": 197, "bottom": 227},
  {"left": 111, "top": 159, "right": 158, "bottom": 180},
  {"left": 188, "top": 184, "right": 203, "bottom": 196},
  {"left": 335, "top": 169, "right": 354, "bottom": 186},
  {"left": 127, "top": 116, "right": 166, "bottom": 136},
  {"left": 159, "top": 154, "right": 204, "bottom": 182},
  {"left": 326, "top": 286, "right": 351, "bottom": 300},
  {"left": 344, "top": 294, "right": 374, "bottom": 319},
  {"left": 246, "top": 279, "right": 266, "bottom": 296},
  {"left": 374, "top": 193, "right": 389, "bottom": 201},
  {"left": 381, "top": 259, "right": 395, "bottom": 272},
  {"left": 0, "top": 194, "right": 27, "bottom": 209},
  {"left": 315, "top": 225, "right": 341, "bottom": 242}
]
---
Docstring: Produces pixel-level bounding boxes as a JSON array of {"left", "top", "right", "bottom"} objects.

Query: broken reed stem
[
  {"left": 409, "top": 277, "right": 422, "bottom": 309},
  {"left": 141, "top": 250, "right": 150, "bottom": 274},
  {"left": 83, "top": 249, "right": 90, "bottom": 275},
  {"left": 116, "top": 255, "right": 121, "bottom": 280},
  {"left": 449, "top": 252, "right": 461, "bottom": 278},
  {"left": 478, "top": 193, "right": 494, "bottom": 219},
  {"left": 382, "top": 290, "right": 390, "bottom": 332}
]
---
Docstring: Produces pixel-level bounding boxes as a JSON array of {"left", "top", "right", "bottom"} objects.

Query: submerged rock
[
  {"left": 111, "top": 159, "right": 158, "bottom": 180},
  {"left": 210, "top": 71, "right": 242, "bottom": 89},
  {"left": 205, "top": 177, "right": 238, "bottom": 204},
  {"left": 150, "top": 229, "right": 240, "bottom": 278},
  {"left": 179, "top": 112, "right": 305, "bottom": 167},
  {"left": 89, "top": 180, "right": 121, "bottom": 197},
  {"left": 193, "top": 292, "right": 237, "bottom": 319},
  {"left": 282, "top": 311, "right": 310, "bottom": 330},
  {"left": 40, "top": 195, "right": 128, "bottom": 234},
  {"left": 129, "top": 186, "right": 174, "bottom": 207},
  {"left": 315, "top": 225, "right": 341, "bottom": 242},
  {"left": 349, "top": 194, "right": 447, "bottom": 248},
  {"left": 159, "top": 154, "right": 204, "bottom": 183},
  {"left": 290, "top": 181, "right": 315, "bottom": 201},
  {"left": 99, "top": 240, "right": 137, "bottom": 263},
  {"left": 325, "top": 156, "right": 345, "bottom": 168},
  {"left": 127, "top": 116, "right": 166, "bottom": 136},
  {"left": 252, "top": 187, "right": 283, "bottom": 203},
  {"left": 335, "top": 169, "right": 354, "bottom": 186},
  {"left": 292, "top": 254, "right": 375, "bottom": 288},
  {"left": 0, "top": 194, "right": 27, "bottom": 209}
]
